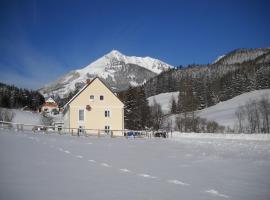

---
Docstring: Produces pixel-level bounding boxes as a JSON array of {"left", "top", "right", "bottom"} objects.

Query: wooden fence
[{"left": 0, "top": 121, "right": 165, "bottom": 138}]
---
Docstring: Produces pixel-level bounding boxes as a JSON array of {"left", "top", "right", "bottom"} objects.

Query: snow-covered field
[{"left": 1, "top": 130, "right": 270, "bottom": 200}]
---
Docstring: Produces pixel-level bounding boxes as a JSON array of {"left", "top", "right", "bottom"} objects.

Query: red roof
[{"left": 42, "top": 102, "right": 58, "bottom": 108}]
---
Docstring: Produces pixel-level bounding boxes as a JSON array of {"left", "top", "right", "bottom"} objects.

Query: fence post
[
  {"left": 111, "top": 131, "right": 113, "bottom": 138},
  {"left": 98, "top": 129, "right": 100, "bottom": 137}
]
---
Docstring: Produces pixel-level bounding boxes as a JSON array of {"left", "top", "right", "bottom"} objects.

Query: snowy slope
[
  {"left": 39, "top": 50, "right": 172, "bottom": 98},
  {"left": 148, "top": 91, "right": 179, "bottom": 113},
  {"left": 149, "top": 89, "right": 270, "bottom": 128},
  {"left": 80, "top": 50, "right": 170, "bottom": 75},
  {"left": 0, "top": 130, "right": 270, "bottom": 200},
  {"left": 197, "top": 89, "right": 270, "bottom": 127}
]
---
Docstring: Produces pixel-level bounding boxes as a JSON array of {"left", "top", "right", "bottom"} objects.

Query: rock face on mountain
[{"left": 39, "top": 50, "right": 172, "bottom": 98}]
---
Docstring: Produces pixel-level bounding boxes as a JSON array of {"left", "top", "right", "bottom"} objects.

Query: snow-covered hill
[
  {"left": 148, "top": 91, "right": 179, "bottom": 113},
  {"left": 213, "top": 48, "right": 270, "bottom": 65},
  {"left": 39, "top": 50, "right": 172, "bottom": 98},
  {"left": 149, "top": 89, "right": 270, "bottom": 128},
  {"left": 197, "top": 89, "right": 270, "bottom": 127}
]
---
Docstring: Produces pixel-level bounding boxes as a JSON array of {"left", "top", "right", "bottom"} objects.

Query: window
[
  {"left": 90, "top": 95, "right": 94, "bottom": 101},
  {"left": 79, "top": 109, "right": 84, "bottom": 121},
  {"left": 105, "top": 110, "right": 110, "bottom": 117},
  {"left": 105, "top": 125, "right": 110, "bottom": 134},
  {"left": 100, "top": 95, "right": 104, "bottom": 101}
]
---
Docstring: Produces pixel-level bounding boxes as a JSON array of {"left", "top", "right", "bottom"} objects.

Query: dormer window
[
  {"left": 100, "top": 95, "right": 104, "bottom": 101},
  {"left": 90, "top": 95, "right": 94, "bottom": 101}
]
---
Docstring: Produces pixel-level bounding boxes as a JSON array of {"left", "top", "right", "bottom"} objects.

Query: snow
[
  {"left": 198, "top": 89, "right": 270, "bottom": 128},
  {"left": 41, "top": 50, "right": 172, "bottom": 98},
  {"left": 148, "top": 91, "right": 179, "bottom": 113},
  {"left": 12, "top": 109, "right": 42, "bottom": 126},
  {"left": 0, "top": 130, "right": 270, "bottom": 200},
  {"left": 213, "top": 54, "right": 225, "bottom": 64},
  {"left": 149, "top": 89, "right": 270, "bottom": 128},
  {"left": 79, "top": 50, "right": 172, "bottom": 80},
  {"left": 172, "top": 132, "right": 270, "bottom": 141}
]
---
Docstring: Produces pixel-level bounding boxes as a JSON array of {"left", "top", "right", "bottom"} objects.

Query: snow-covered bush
[{"left": 0, "top": 108, "right": 15, "bottom": 122}]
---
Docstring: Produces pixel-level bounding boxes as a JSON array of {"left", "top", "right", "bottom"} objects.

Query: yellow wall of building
[{"left": 65, "top": 78, "right": 124, "bottom": 136}]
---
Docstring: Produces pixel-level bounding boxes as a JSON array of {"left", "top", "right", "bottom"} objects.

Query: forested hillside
[
  {"left": 144, "top": 48, "right": 270, "bottom": 111},
  {"left": 0, "top": 83, "right": 44, "bottom": 110}
]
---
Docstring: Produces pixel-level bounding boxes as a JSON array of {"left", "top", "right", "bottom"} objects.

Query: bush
[{"left": 0, "top": 108, "right": 15, "bottom": 122}]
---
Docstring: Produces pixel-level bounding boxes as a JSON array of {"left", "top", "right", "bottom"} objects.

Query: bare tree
[
  {"left": 150, "top": 99, "right": 163, "bottom": 131},
  {"left": 235, "top": 105, "right": 245, "bottom": 133},
  {"left": 175, "top": 115, "right": 184, "bottom": 132},
  {"left": 206, "top": 121, "right": 219, "bottom": 133},
  {"left": 245, "top": 100, "right": 260, "bottom": 133},
  {"left": 258, "top": 96, "right": 270, "bottom": 133},
  {"left": 41, "top": 113, "right": 53, "bottom": 126},
  {"left": 0, "top": 108, "right": 15, "bottom": 122}
]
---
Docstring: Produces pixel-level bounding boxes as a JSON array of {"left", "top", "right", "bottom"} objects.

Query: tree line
[
  {"left": 0, "top": 82, "right": 44, "bottom": 111},
  {"left": 235, "top": 96, "right": 270, "bottom": 133}
]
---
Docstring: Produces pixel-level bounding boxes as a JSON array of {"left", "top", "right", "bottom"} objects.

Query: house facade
[
  {"left": 63, "top": 78, "right": 124, "bottom": 136},
  {"left": 41, "top": 97, "right": 59, "bottom": 113}
]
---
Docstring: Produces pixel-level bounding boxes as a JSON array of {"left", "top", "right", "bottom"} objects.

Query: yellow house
[{"left": 63, "top": 77, "right": 124, "bottom": 136}]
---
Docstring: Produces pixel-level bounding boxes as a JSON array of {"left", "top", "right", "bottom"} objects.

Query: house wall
[
  {"left": 63, "top": 107, "right": 70, "bottom": 131},
  {"left": 68, "top": 79, "right": 124, "bottom": 136}
]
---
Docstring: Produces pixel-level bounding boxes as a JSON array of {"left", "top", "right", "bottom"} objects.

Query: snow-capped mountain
[{"left": 39, "top": 50, "right": 172, "bottom": 98}]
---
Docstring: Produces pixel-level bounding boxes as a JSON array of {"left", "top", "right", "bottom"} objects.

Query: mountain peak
[{"left": 106, "top": 49, "right": 124, "bottom": 57}]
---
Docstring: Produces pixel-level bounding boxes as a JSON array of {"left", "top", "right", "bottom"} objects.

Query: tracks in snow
[{"left": 25, "top": 134, "right": 230, "bottom": 199}]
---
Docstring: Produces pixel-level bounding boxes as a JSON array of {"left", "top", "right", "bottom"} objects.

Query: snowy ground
[
  {"left": 0, "top": 130, "right": 270, "bottom": 200},
  {"left": 198, "top": 89, "right": 270, "bottom": 128},
  {"left": 12, "top": 109, "right": 42, "bottom": 125},
  {"left": 149, "top": 89, "right": 270, "bottom": 128}
]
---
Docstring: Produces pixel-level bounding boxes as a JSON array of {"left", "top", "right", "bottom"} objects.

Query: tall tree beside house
[
  {"left": 118, "top": 86, "right": 152, "bottom": 130},
  {"left": 136, "top": 87, "right": 152, "bottom": 129}
]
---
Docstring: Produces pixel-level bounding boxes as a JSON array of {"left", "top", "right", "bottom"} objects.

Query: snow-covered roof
[{"left": 45, "top": 97, "right": 56, "bottom": 103}]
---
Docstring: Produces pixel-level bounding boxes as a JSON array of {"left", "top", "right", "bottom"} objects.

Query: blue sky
[{"left": 0, "top": 0, "right": 269, "bottom": 89}]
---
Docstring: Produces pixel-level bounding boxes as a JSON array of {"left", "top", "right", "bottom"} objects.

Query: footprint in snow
[
  {"left": 138, "top": 174, "right": 157, "bottom": 179},
  {"left": 167, "top": 179, "right": 190, "bottom": 186},
  {"left": 64, "top": 150, "right": 71, "bottom": 154},
  {"left": 205, "top": 189, "right": 229, "bottom": 199},
  {"left": 120, "top": 168, "right": 131, "bottom": 173},
  {"left": 86, "top": 142, "right": 93, "bottom": 145},
  {"left": 76, "top": 155, "right": 83, "bottom": 159},
  {"left": 88, "top": 159, "right": 96, "bottom": 163},
  {"left": 101, "top": 163, "right": 111, "bottom": 167}
]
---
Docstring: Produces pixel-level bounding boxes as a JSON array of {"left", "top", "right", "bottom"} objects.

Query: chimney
[{"left": 86, "top": 79, "right": 91, "bottom": 84}]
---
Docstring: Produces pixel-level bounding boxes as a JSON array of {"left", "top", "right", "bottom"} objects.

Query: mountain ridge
[{"left": 39, "top": 50, "right": 172, "bottom": 98}]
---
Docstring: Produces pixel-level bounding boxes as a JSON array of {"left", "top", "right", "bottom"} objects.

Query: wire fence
[{"left": 0, "top": 121, "right": 171, "bottom": 138}]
